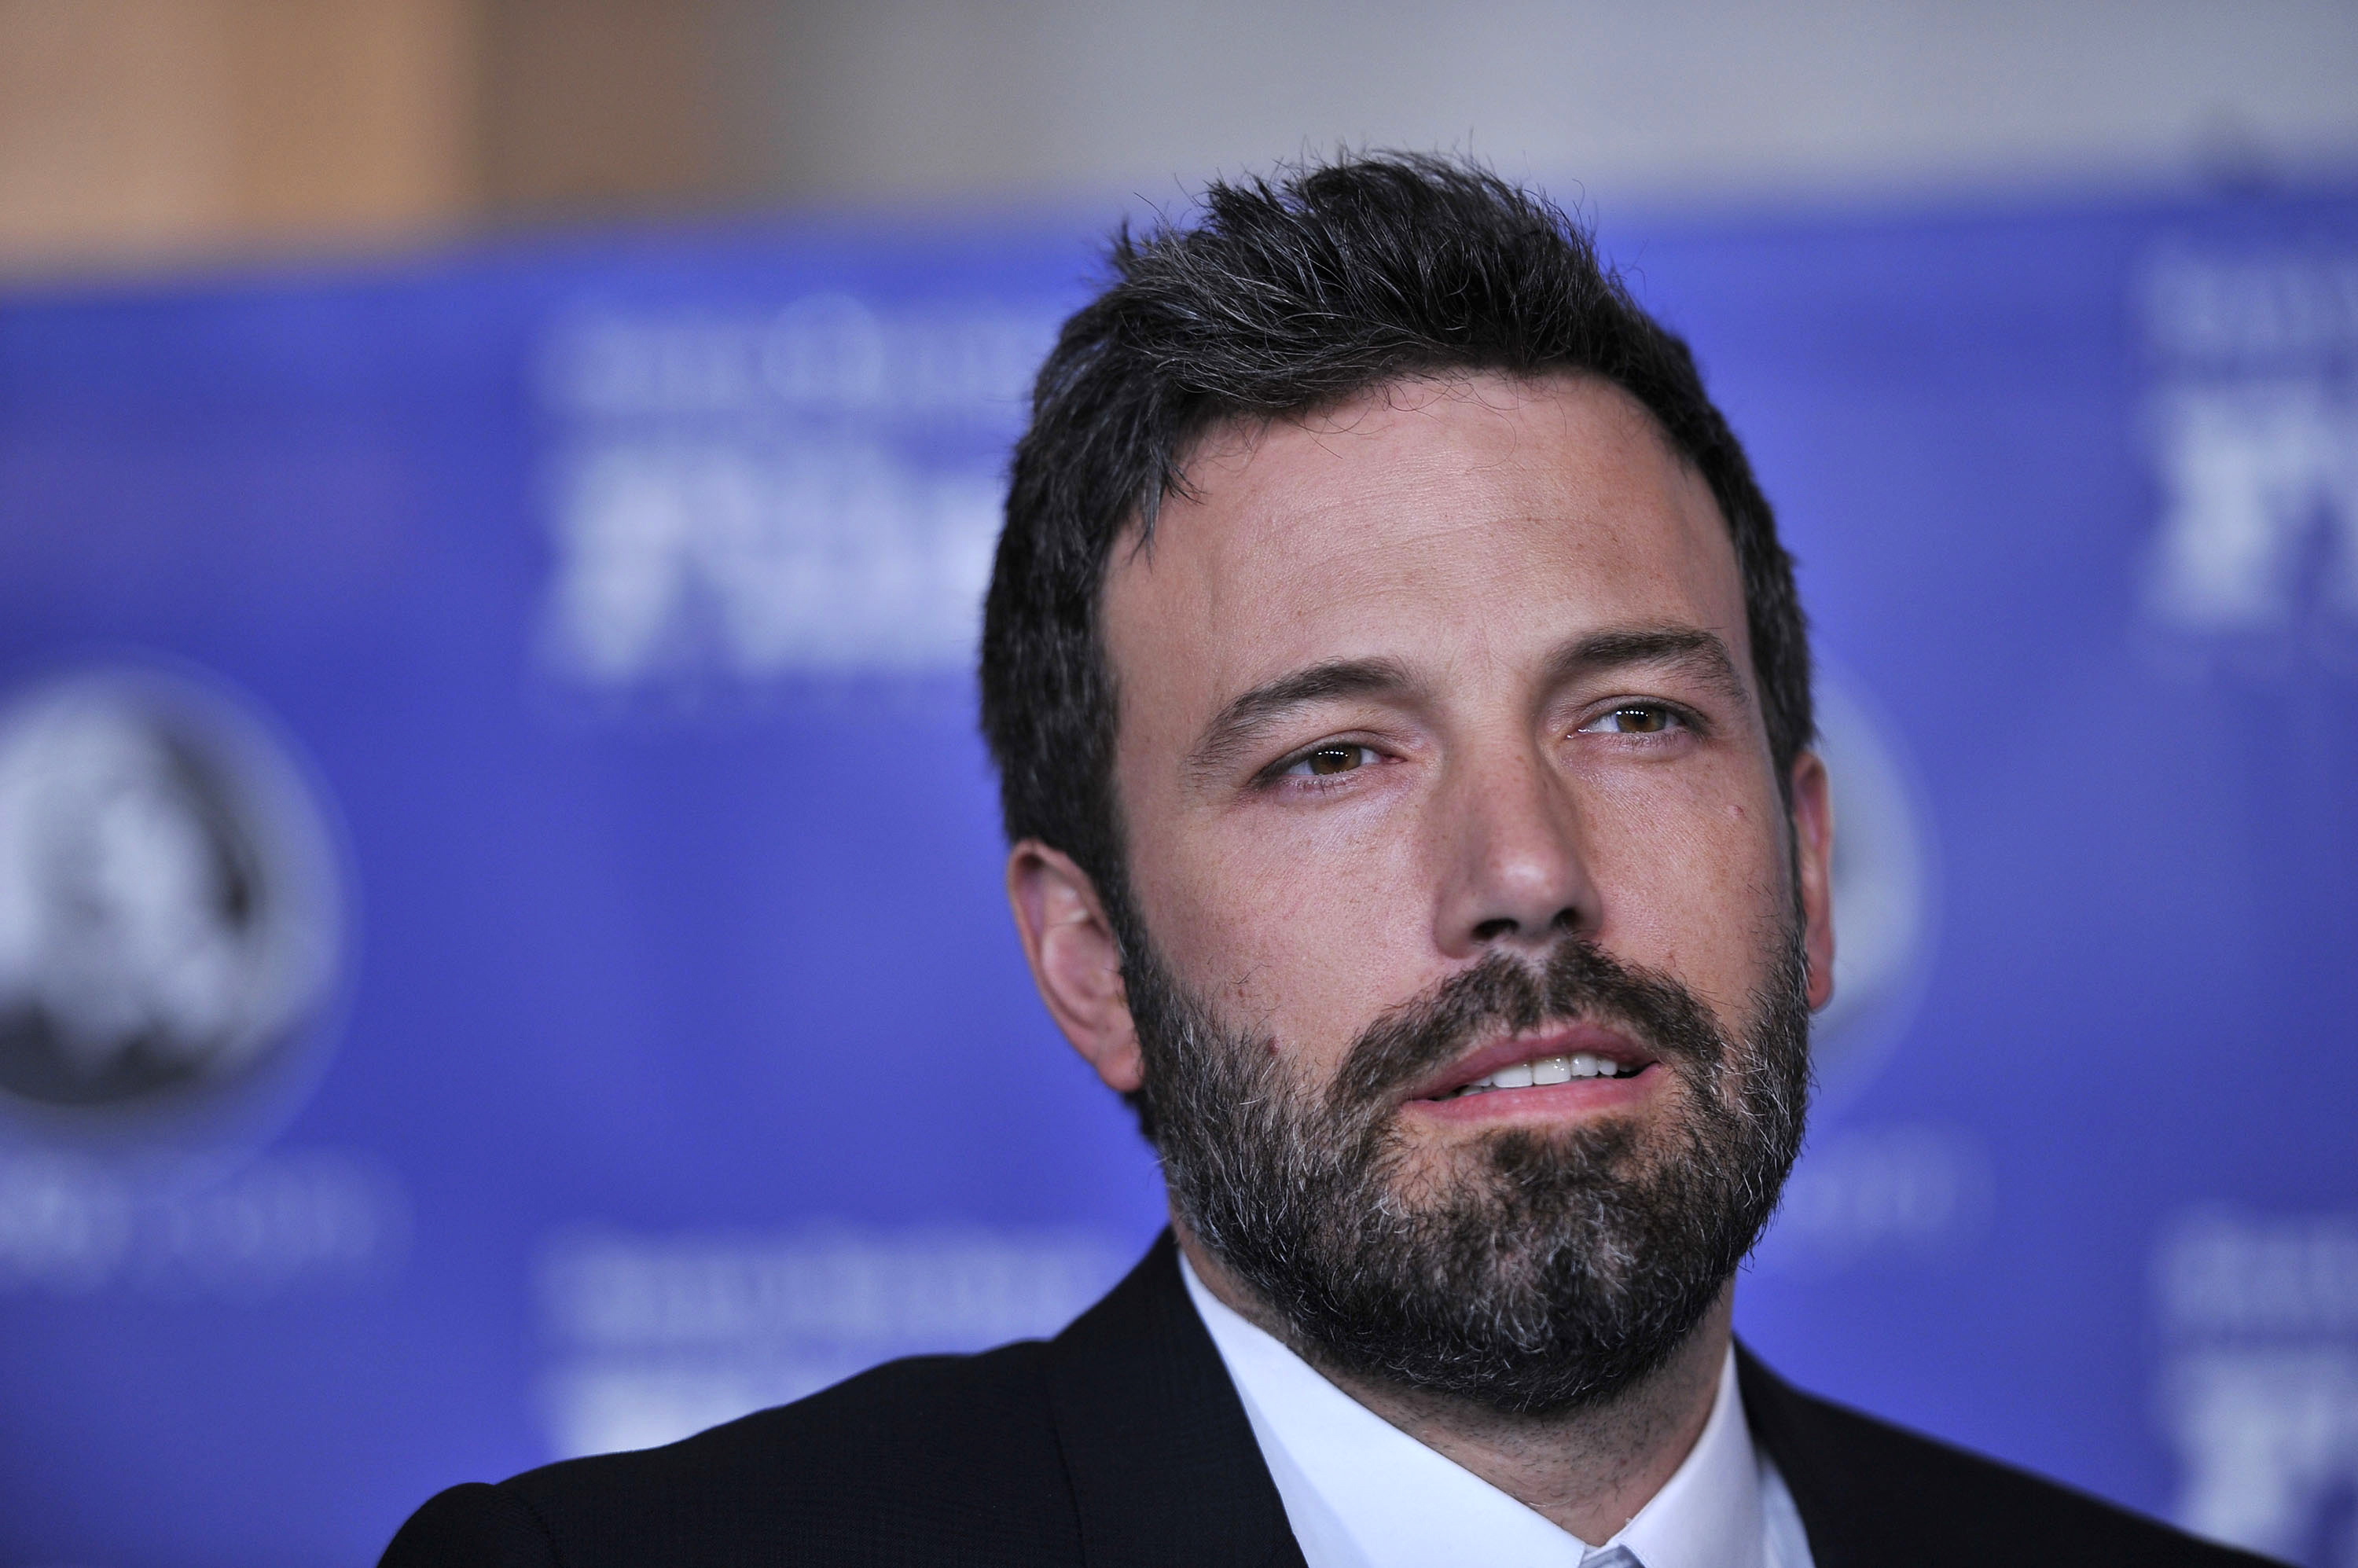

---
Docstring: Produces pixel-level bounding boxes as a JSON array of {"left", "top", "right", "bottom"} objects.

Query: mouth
[{"left": 1405, "top": 1023, "right": 1658, "bottom": 1109}]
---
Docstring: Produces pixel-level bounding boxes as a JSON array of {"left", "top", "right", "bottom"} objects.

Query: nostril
[{"left": 1471, "top": 917, "right": 1519, "bottom": 942}]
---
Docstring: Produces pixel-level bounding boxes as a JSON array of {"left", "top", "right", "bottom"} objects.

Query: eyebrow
[
  {"left": 1187, "top": 657, "right": 1420, "bottom": 781},
  {"left": 1541, "top": 625, "right": 1749, "bottom": 706}
]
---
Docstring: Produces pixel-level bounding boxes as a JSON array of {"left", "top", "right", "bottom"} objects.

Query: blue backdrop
[{"left": 1, "top": 184, "right": 2354, "bottom": 1567}]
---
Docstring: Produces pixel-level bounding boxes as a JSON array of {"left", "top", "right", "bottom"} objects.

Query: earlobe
[
  {"left": 1005, "top": 841, "right": 1145, "bottom": 1094},
  {"left": 1788, "top": 751, "right": 1838, "bottom": 1012}
]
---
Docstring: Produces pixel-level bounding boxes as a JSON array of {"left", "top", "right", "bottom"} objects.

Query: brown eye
[
  {"left": 1579, "top": 705, "right": 1682, "bottom": 736},
  {"left": 1298, "top": 745, "right": 1369, "bottom": 777}
]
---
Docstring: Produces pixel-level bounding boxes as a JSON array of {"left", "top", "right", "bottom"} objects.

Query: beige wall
[
  {"left": 719, "top": 0, "right": 2358, "bottom": 211},
  {"left": 0, "top": 0, "right": 477, "bottom": 273},
  {"left": 0, "top": 0, "right": 720, "bottom": 277},
  {"left": 477, "top": 0, "right": 723, "bottom": 218},
  {"left": 3, "top": 1, "right": 2356, "bottom": 279}
]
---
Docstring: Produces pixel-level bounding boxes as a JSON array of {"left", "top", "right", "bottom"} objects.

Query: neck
[{"left": 1175, "top": 1224, "right": 1735, "bottom": 1547}]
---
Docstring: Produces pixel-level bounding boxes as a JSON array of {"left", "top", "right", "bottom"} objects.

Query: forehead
[{"left": 1101, "top": 373, "right": 1748, "bottom": 701}]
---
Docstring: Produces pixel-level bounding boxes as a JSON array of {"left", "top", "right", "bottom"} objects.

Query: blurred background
[
  {"left": 7, "top": 0, "right": 2358, "bottom": 276},
  {"left": 1, "top": 3, "right": 2355, "bottom": 1565}
]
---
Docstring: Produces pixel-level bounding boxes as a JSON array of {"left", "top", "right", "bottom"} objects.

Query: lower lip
[{"left": 1405, "top": 1064, "right": 1662, "bottom": 1125}]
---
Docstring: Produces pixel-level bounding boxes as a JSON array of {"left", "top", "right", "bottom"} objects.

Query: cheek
[
  {"left": 1579, "top": 769, "right": 1790, "bottom": 1013},
  {"left": 1132, "top": 799, "right": 1434, "bottom": 1039}
]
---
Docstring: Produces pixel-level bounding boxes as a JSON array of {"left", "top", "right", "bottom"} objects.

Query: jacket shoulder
[
  {"left": 382, "top": 1340, "right": 1082, "bottom": 1568},
  {"left": 1739, "top": 1350, "right": 2283, "bottom": 1567}
]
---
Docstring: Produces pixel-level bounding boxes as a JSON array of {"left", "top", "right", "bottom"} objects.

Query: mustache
[{"left": 1325, "top": 940, "right": 1731, "bottom": 1116}]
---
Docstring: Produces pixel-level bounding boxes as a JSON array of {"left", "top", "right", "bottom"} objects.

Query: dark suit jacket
[{"left": 384, "top": 1233, "right": 2279, "bottom": 1566}]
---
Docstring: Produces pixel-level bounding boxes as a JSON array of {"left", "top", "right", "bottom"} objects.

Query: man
[{"left": 386, "top": 155, "right": 2275, "bottom": 1567}]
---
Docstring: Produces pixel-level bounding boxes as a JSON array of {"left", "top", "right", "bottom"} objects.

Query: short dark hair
[{"left": 980, "top": 152, "right": 1811, "bottom": 918}]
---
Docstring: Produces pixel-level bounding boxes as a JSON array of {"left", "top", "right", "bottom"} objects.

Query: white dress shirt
[{"left": 1181, "top": 1256, "right": 1816, "bottom": 1568}]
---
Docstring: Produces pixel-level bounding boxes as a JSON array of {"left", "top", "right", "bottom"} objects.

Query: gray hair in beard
[{"left": 1124, "top": 931, "right": 1812, "bottom": 1416}]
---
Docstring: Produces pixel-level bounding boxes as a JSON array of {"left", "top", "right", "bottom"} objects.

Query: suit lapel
[
  {"left": 1046, "top": 1231, "right": 1306, "bottom": 1568},
  {"left": 1736, "top": 1340, "right": 1872, "bottom": 1568}
]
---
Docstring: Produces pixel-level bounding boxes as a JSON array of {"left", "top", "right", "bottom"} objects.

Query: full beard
[{"left": 1124, "top": 927, "right": 1813, "bottom": 1417}]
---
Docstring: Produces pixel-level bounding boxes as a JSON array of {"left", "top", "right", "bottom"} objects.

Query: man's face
[
  {"left": 1105, "top": 370, "right": 1827, "bottom": 1128},
  {"left": 1022, "top": 371, "right": 1834, "bottom": 1408}
]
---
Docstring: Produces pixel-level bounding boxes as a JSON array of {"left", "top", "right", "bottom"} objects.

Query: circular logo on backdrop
[
  {"left": 0, "top": 665, "right": 344, "bottom": 1140},
  {"left": 1808, "top": 672, "right": 1937, "bottom": 1110}
]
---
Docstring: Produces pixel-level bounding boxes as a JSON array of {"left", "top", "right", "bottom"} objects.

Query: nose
[{"left": 1432, "top": 737, "right": 1598, "bottom": 959}]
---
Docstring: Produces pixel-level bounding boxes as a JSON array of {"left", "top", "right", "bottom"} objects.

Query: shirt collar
[{"left": 1180, "top": 1253, "right": 1766, "bottom": 1568}]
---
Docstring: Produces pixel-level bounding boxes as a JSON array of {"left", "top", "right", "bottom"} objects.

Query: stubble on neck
[{"left": 1176, "top": 1221, "right": 1735, "bottom": 1548}]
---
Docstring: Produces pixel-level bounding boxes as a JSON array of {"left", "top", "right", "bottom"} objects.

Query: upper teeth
[
  {"left": 1451, "top": 1053, "right": 1629, "bottom": 1095},
  {"left": 1443, "top": 1047, "right": 1632, "bottom": 1094}
]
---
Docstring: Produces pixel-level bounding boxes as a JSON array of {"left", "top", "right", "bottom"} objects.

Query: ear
[
  {"left": 1788, "top": 749, "right": 1837, "bottom": 1012},
  {"left": 1005, "top": 839, "right": 1144, "bottom": 1095}
]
